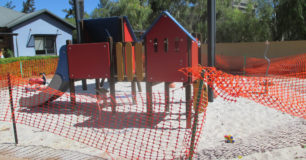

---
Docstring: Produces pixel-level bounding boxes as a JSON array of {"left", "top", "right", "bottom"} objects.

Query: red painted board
[
  {"left": 146, "top": 16, "right": 189, "bottom": 82},
  {"left": 67, "top": 42, "right": 110, "bottom": 79},
  {"left": 123, "top": 21, "right": 134, "bottom": 42}
]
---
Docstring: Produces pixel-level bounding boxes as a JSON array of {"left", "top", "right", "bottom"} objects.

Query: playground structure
[
  {"left": 18, "top": 11, "right": 201, "bottom": 129},
  {"left": 1, "top": 1, "right": 305, "bottom": 159}
]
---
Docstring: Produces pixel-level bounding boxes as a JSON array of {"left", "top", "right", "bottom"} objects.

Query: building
[
  {"left": 232, "top": 0, "right": 250, "bottom": 12},
  {"left": 0, "top": 6, "right": 75, "bottom": 57},
  {"left": 142, "top": 11, "right": 198, "bottom": 82}
]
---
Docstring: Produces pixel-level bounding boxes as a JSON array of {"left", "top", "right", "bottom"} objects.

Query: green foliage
[
  {"left": 3, "top": 49, "right": 14, "bottom": 58},
  {"left": 0, "top": 56, "right": 58, "bottom": 64},
  {"left": 22, "top": 0, "right": 35, "bottom": 13},
  {"left": 272, "top": 0, "right": 306, "bottom": 40},
  {"left": 63, "top": 0, "right": 75, "bottom": 18},
  {"left": 4, "top": 0, "right": 16, "bottom": 9},
  {"left": 63, "top": 0, "right": 90, "bottom": 19},
  {"left": 92, "top": 0, "right": 152, "bottom": 31},
  {"left": 87, "top": 0, "right": 304, "bottom": 42}
]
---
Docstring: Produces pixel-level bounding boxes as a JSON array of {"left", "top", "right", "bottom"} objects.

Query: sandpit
[{"left": 0, "top": 79, "right": 305, "bottom": 159}]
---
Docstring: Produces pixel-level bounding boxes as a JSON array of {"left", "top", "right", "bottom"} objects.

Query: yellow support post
[
  {"left": 135, "top": 42, "right": 144, "bottom": 81},
  {"left": 125, "top": 42, "right": 133, "bottom": 81},
  {"left": 116, "top": 42, "right": 124, "bottom": 81}
]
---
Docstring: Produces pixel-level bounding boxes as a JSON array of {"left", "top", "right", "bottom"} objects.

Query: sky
[{"left": 0, "top": 0, "right": 100, "bottom": 18}]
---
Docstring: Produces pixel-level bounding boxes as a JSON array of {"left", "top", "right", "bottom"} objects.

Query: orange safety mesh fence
[
  {"left": 0, "top": 74, "right": 207, "bottom": 159},
  {"left": 0, "top": 58, "right": 58, "bottom": 78},
  {"left": 180, "top": 66, "right": 305, "bottom": 119},
  {"left": 0, "top": 54, "right": 305, "bottom": 159},
  {"left": 214, "top": 53, "right": 306, "bottom": 75},
  {"left": 245, "top": 53, "right": 306, "bottom": 75}
]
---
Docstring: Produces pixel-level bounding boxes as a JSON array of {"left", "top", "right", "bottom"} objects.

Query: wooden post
[
  {"left": 81, "top": 80, "right": 87, "bottom": 90},
  {"left": 185, "top": 83, "right": 192, "bottom": 129},
  {"left": 110, "top": 80, "right": 116, "bottom": 113},
  {"left": 69, "top": 79, "right": 76, "bottom": 106},
  {"left": 165, "top": 82, "right": 170, "bottom": 112},
  {"left": 134, "top": 42, "right": 143, "bottom": 93},
  {"left": 132, "top": 80, "right": 136, "bottom": 104},
  {"left": 125, "top": 42, "right": 133, "bottom": 81},
  {"left": 146, "top": 82, "right": 153, "bottom": 123},
  {"left": 137, "top": 82, "right": 142, "bottom": 92},
  {"left": 66, "top": 40, "right": 76, "bottom": 106},
  {"left": 100, "top": 78, "right": 105, "bottom": 87},
  {"left": 108, "top": 36, "right": 116, "bottom": 113},
  {"left": 116, "top": 42, "right": 124, "bottom": 81},
  {"left": 7, "top": 73, "right": 18, "bottom": 145},
  {"left": 95, "top": 79, "right": 100, "bottom": 97},
  {"left": 186, "top": 37, "right": 192, "bottom": 129}
]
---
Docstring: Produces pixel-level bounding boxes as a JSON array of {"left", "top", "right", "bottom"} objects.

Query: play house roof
[
  {"left": 83, "top": 16, "right": 137, "bottom": 42},
  {"left": 141, "top": 11, "right": 197, "bottom": 42}
]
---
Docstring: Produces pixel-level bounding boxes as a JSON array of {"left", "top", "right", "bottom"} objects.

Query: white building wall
[{"left": 12, "top": 14, "right": 73, "bottom": 57}]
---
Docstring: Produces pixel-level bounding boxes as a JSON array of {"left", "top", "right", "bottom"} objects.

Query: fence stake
[
  {"left": 7, "top": 73, "right": 18, "bottom": 145},
  {"left": 189, "top": 70, "right": 205, "bottom": 160},
  {"left": 19, "top": 61, "right": 23, "bottom": 78},
  {"left": 243, "top": 56, "right": 246, "bottom": 75}
]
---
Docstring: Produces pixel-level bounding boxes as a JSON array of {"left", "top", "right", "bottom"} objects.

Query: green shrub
[
  {"left": 3, "top": 49, "right": 14, "bottom": 58},
  {"left": 0, "top": 55, "right": 58, "bottom": 64}
]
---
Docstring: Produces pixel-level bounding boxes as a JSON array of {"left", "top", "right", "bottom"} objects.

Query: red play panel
[
  {"left": 67, "top": 42, "right": 110, "bottom": 79},
  {"left": 146, "top": 16, "right": 189, "bottom": 82}
]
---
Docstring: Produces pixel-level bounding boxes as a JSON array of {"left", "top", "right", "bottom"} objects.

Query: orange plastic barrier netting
[
  {"left": 0, "top": 54, "right": 305, "bottom": 159},
  {"left": 0, "top": 58, "right": 58, "bottom": 78},
  {"left": 180, "top": 66, "right": 305, "bottom": 119},
  {"left": 214, "top": 53, "right": 306, "bottom": 75},
  {"left": 0, "top": 75, "right": 207, "bottom": 159}
]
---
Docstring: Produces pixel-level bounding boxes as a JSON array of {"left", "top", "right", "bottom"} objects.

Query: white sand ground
[{"left": 0, "top": 79, "right": 305, "bottom": 160}]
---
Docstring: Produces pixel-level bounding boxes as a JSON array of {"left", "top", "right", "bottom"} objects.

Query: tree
[
  {"left": 213, "top": 0, "right": 274, "bottom": 42},
  {"left": 148, "top": 0, "right": 198, "bottom": 29},
  {"left": 22, "top": 0, "right": 35, "bottom": 13},
  {"left": 272, "top": 0, "right": 306, "bottom": 40},
  {"left": 91, "top": 0, "right": 152, "bottom": 31},
  {"left": 63, "top": 0, "right": 74, "bottom": 18},
  {"left": 4, "top": 0, "right": 16, "bottom": 9},
  {"left": 63, "top": 0, "right": 90, "bottom": 19},
  {"left": 91, "top": 0, "right": 114, "bottom": 18}
]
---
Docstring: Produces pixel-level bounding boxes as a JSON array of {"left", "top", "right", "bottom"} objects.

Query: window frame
[{"left": 34, "top": 35, "right": 57, "bottom": 55}]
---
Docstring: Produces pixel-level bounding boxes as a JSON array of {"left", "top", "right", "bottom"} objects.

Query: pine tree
[
  {"left": 22, "top": 0, "right": 35, "bottom": 13},
  {"left": 4, "top": 0, "right": 16, "bottom": 9},
  {"left": 62, "top": 0, "right": 74, "bottom": 18}
]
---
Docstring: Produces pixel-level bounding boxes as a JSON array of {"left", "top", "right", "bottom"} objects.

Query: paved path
[{"left": 0, "top": 143, "right": 107, "bottom": 160}]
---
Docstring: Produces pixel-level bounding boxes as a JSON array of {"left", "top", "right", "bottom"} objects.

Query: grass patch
[{"left": 0, "top": 56, "right": 58, "bottom": 64}]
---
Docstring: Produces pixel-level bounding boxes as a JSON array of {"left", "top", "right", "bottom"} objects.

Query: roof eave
[
  {"left": 6, "top": 10, "right": 75, "bottom": 29},
  {"left": 141, "top": 11, "right": 197, "bottom": 42}
]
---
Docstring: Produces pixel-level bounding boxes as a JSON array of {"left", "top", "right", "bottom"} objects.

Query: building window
[
  {"left": 240, "top": 2, "right": 247, "bottom": 7},
  {"left": 34, "top": 35, "right": 56, "bottom": 55},
  {"left": 0, "top": 37, "right": 4, "bottom": 43}
]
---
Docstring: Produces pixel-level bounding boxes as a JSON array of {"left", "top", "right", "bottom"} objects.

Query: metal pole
[
  {"left": 7, "top": 73, "right": 18, "bottom": 145},
  {"left": 73, "top": 0, "right": 83, "bottom": 44},
  {"left": 73, "top": 0, "right": 87, "bottom": 90},
  {"left": 189, "top": 70, "right": 205, "bottom": 160},
  {"left": 207, "top": 0, "right": 216, "bottom": 102},
  {"left": 15, "top": 35, "right": 23, "bottom": 77}
]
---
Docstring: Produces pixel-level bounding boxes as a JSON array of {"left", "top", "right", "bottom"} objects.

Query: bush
[
  {"left": 3, "top": 49, "right": 14, "bottom": 58},
  {"left": 0, "top": 55, "right": 58, "bottom": 64}
]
